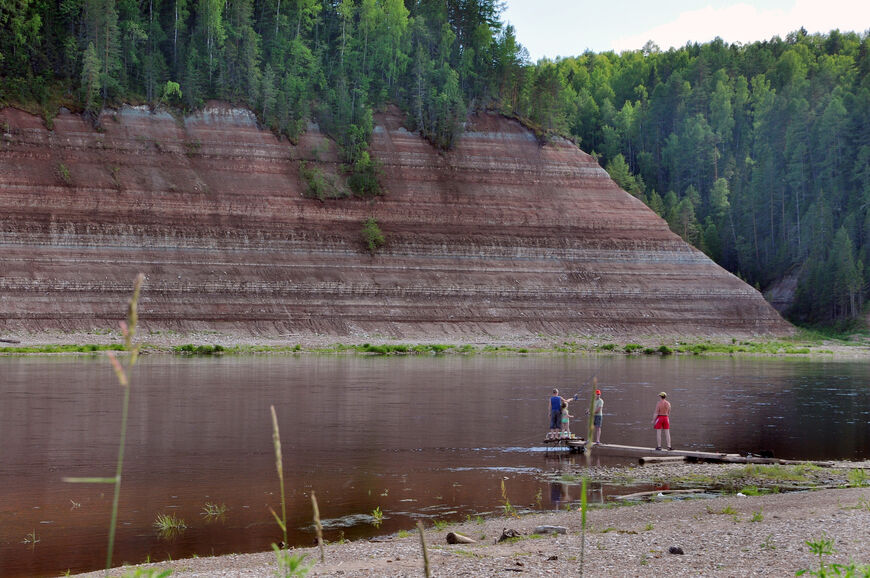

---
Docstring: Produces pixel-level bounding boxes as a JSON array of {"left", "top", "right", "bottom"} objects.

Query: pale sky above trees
[{"left": 502, "top": 0, "right": 870, "bottom": 61}]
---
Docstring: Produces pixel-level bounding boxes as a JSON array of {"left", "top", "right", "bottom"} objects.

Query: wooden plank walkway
[
  {"left": 541, "top": 439, "right": 834, "bottom": 465},
  {"left": 584, "top": 442, "right": 743, "bottom": 461}
]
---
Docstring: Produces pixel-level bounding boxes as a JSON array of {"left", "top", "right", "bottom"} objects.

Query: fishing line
[{"left": 571, "top": 359, "right": 606, "bottom": 400}]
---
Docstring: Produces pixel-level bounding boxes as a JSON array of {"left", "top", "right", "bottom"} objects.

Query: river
[{"left": 1, "top": 354, "right": 868, "bottom": 576}]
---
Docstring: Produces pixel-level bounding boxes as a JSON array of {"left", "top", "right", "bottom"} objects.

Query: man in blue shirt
[{"left": 549, "top": 388, "right": 569, "bottom": 433}]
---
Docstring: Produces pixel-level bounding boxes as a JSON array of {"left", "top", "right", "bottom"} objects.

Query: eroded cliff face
[{"left": 0, "top": 103, "right": 791, "bottom": 341}]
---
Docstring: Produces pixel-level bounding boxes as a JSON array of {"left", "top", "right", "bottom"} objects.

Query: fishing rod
[
  {"left": 571, "top": 363, "right": 603, "bottom": 400},
  {"left": 572, "top": 365, "right": 605, "bottom": 446}
]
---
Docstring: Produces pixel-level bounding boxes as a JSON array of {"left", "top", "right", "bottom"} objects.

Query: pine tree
[
  {"left": 222, "top": 0, "right": 259, "bottom": 101},
  {"left": 194, "top": 0, "right": 225, "bottom": 84},
  {"left": 80, "top": 42, "right": 102, "bottom": 114},
  {"left": 830, "top": 226, "right": 863, "bottom": 319},
  {"left": 83, "top": 0, "right": 121, "bottom": 108}
]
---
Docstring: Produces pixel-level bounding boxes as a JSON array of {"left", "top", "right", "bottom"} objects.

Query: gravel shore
[{"left": 73, "top": 462, "right": 870, "bottom": 577}]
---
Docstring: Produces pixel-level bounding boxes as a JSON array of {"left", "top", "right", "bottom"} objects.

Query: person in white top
[{"left": 592, "top": 389, "right": 604, "bottom": 444}]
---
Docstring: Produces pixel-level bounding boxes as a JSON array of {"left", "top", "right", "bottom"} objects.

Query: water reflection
[{"left": 0, "top": 354, "right": 868, "bottom": 576}]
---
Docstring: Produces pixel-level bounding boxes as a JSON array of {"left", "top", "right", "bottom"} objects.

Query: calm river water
[{"left": 1, "top": 354, "right": 868, "bottom": 576}]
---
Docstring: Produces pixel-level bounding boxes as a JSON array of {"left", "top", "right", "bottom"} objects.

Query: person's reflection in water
[
  {"left": 549, "top": 481, "right": 572, "bottom": 509},
  {"left": 549, "top": 480, "right": 561, "bottom": 505},
  {"left": 585, "top": 453, "right": 602, "bottom": 467}
]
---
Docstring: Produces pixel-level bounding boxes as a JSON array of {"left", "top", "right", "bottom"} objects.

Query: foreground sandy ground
[{"left": 75, "top": 483, "right": 870, "bottom": 577}]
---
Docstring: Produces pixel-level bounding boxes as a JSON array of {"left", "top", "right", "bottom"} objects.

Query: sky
[{"left": 501, "top": 0, "right": 870, "bottom": 61}]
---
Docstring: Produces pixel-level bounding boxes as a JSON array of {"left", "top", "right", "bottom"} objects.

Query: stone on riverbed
[{"left": 534, "top": 525, "right": 568, "bottom": 535}]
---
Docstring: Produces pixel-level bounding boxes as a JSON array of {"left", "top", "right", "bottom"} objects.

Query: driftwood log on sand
[{"left": 445, "top": 532, "right": 476, "bottom": 544}]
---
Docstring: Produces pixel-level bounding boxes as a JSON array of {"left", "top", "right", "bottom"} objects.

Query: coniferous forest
[{"left": 1, "top": 0, "right": 869, "bottom": 327}]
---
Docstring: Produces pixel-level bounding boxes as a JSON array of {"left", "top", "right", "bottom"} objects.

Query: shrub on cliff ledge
[
  {"left": 299, "top": 161, "right": 347, "bottom": 201},
  {"left": 347, "top": 152, "right": 382, "bottom": 198},
  {"left": 56, "top": 163, "right": 72, "bottom": 185},
  {"left": 361, "top": 218, "right": 385, "bottom": 254}
]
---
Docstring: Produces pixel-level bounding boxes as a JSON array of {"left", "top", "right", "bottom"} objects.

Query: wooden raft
[{"left": 542, "top": 436, "right": 587, "bottom": 453}]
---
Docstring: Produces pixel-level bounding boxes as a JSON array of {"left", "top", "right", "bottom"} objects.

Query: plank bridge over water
[{"left": 543, "top": 439, "right": 830, "bottom": 466}]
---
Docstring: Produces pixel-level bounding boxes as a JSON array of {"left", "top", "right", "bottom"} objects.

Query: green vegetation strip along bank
[
  {"left": 0, "top": 336, "right": 854, "bottom": 356},
  {"left": 0, "top": 344, "right": 125, "bottom": 354}
]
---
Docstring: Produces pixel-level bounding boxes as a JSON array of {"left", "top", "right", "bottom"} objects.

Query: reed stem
[
  {"left": 270, "top": 405, "right": 288, "bottom": 547},
  {"left": 105, "top": 382, "right": 130, "bottom": 569},
  {"left": 417, "top": 521, "right": 430, "bottom": 578},
  {"left": 579, "top": 476, "right": 588, "bottom": 576},
  {"left": 311, "top": 491, "right": 325, "bottom": 562},
  {"left": 62, "top": 273, "right": 144, "bottom": 570}
]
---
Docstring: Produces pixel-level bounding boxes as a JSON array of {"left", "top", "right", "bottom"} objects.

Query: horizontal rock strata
[{"left": 0, "top": 103, "right": 791, "bottom": 340}]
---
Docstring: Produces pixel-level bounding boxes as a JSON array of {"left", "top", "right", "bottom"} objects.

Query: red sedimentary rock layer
[{"left": 0, "top": 102, "right": 791, "bottom": 340}]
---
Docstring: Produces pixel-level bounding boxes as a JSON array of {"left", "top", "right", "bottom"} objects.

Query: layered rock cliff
[{"left": 0, "top": 103, "right": 791, "bottom": 341}]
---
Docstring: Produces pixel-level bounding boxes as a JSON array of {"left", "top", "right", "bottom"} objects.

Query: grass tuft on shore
[
  {"left": 670, "top": 340, "right": 811, "bottom": 355},
  {"left": 173, "top": 344, "right": 225, "bottom": 355}
]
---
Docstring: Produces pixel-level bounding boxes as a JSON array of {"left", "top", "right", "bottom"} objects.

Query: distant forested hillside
[
  {"left": 1, "top": 0, "right": 868, "bottom": 326},
  {"left": 549, "top": 31, "right": 870, "bottom": 328}
]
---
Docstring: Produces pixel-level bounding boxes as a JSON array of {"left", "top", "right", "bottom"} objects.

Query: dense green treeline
[
  {"left": 545, "top": 31, "right": 870, "bottom": 326},
  {"left": 4, "top": 0, "right": 524, "bottom": 146},
  {"left": 0, "top": 0, "right": 519, "bottom": 179},
  {"left": 1, "top": 1, "right": 869, "bottom": 325}
]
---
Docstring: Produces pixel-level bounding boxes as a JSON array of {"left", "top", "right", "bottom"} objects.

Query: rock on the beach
[
  {"left": 534, "top": 525, "right": 568, "bottom": 535},
  {"left": 497, "top": 528, "right": 523, "bottom": 543}
]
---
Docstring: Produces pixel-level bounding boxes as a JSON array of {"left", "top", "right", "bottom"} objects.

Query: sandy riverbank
[{"left": 72, "top": 461, "right": 870, "bottom": 577}]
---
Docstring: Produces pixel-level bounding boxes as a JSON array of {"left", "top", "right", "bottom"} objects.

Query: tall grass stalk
[
  {"left": 63, "top": 273, "right": 144, "bottom": 570},
  {"left": 579, "top": 476, "right": 588, "bottom": 576},
  {"left": 311, "top": 491, "right": 325, "bottom": 563},
  {"left": 269, "top": 405, "right": 288, "bottom": 547},
  {"left": 416, "top": 521, "right": 430, "bottom": 578},
  {"left": 269, "top": 405, "right": 312, "bottom": 577}
]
